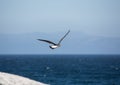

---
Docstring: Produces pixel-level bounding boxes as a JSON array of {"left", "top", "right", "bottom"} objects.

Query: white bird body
[
  {"left": 37, "top": 30, "right": 70, "bottom": 49},
  {"left": 49, "top": 45, "right": 60, "bottom": 49}
]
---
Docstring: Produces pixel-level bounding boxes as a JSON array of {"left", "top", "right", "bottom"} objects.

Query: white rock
[{"left": 0, "top": 72, "right": 49, "bottom": 85}]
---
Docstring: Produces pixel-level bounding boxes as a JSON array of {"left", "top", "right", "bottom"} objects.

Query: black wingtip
[
  {"left": 37, "top": 39, "right": 41, "bottom": 41},
  {"left": 67, "top": 30, "right": 70, "bottom": 34}
]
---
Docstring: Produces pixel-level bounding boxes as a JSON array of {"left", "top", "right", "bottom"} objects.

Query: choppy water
[{"left": 0, "top": 55, "right": 120, "bottom": 85}]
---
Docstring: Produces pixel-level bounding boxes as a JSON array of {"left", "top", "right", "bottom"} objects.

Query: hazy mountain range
[{"left": 0, "top": 31, "right": 120, "bottom": 54}]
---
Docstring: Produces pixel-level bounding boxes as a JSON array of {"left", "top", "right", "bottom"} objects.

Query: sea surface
[{"left": 0, "top": 55, "right": 120, "bottom": 85}]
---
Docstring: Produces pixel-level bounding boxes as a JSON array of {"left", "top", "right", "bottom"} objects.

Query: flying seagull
[{"left": 37, "top": 30, "right": 70, "bottom": 49}]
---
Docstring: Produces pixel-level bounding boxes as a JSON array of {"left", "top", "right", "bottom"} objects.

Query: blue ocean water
[{"left": 0, "top": 55, "right": 120, "bottom": 85}]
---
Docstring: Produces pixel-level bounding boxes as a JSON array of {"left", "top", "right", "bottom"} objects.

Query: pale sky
[
  {"left": 0, "top": 0, "right": 120, "bottom": 37},
  {"left": 0, "top": 0, "right": 120, "bottom": 54}
]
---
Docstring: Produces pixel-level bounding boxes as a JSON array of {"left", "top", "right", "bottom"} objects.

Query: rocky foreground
[{"left": 0, "top": 72, "right": 49, "bottom": 85}]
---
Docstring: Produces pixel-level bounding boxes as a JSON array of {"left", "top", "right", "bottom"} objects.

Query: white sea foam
[{"left": 0, "top": 72, "right": 49, "bottom": 85}]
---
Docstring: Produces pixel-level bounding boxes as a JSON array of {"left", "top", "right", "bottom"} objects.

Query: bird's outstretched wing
[
  {"left": 58, "top": 30, "right": 70, "bottom": 44},
  {"left": 37, "top": 39, "right": 56, "bottom": 45}
]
